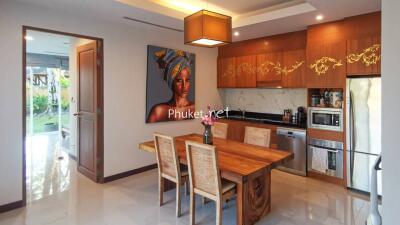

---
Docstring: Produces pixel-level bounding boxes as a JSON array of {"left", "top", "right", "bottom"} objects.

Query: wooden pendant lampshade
[{"left": 184, "top": 10, "right": 232, "bottom": 47}]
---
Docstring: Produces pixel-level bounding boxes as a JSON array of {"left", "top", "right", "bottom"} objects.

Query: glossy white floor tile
[
  {"left": 0, "top": 167, "right": 372, "bottom": 225},
  {"left": 26, "top": 132, "right": 72, "bottom": 203}
]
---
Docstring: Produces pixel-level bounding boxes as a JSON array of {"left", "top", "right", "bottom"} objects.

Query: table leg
[
  {"left": 236, "top": 180, "right": 247, "bottom": 225},
  {"left": 236, "top": 168, "right": 271, "bottom": 225}
]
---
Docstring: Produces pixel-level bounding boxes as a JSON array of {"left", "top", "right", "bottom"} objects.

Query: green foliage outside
[
  {"left": 26, "top": 72, "right": 71, "bottom": 134},
  {"left": 60, "top": 76, "right": 70, "bottom": 89},
  {"left": 33, "top": 95, "right": 48, "bottom": 114},
  {"left": 60, "top": 75, "right": 70, "bottom": 111},
  {"left": 61, "top": 97, "right": 69, "bottom": 111}
]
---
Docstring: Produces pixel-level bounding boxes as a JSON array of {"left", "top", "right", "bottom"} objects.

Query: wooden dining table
[{"left": 138, "top": 133, "right": 293, "bottom": 225}]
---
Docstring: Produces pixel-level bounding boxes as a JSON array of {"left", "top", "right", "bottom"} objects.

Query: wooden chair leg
[
  {"left": 185, "top": 181, "right": 190, "bottom": 196},
  {"left": 190, "top": 191, "right": 196, "bottom": 225},
  {"left": 216, "top": 199, "right": 222, "bottom": 225},
  {"left": 176, "top": 183, "right": 181, "bottom": 217},
  {"left": 159, "top": 176, "right": 164, "bottom": 206}
]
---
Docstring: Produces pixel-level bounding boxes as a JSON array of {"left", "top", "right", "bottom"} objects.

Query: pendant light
[{"left": 184, "top": 9, "right": 232, "bottom": 47}]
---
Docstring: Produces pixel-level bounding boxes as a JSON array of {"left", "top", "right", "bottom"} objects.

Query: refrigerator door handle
[
  {"left": 349, "top": 92, "right": 356, "bottom": 187},
  {"left": 350, "top": 91, "right": 355, "bottom": 151},
  {"left": 349, "top": 150, "right": 354, "bottom": 186}
]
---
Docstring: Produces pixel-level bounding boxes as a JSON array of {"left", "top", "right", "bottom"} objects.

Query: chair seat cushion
[{"left": 221, "top": 179, "right": 236, "bottom": 193}]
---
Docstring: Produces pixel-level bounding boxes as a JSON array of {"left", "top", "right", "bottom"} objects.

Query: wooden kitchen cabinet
[
  {"left": 281, "top": 49, "right": 306, "bottom": 88},
  {"left": 306, "top": 40, "right": 346, "bottom": 88},
  {"left": 217, "top": 57, "right": 236, "bottom": 88},
  {"left": 256, "top": 52, "right": 282, "bottom": 87},
  {"left": 306, "top": 20, "right": 346, "bottom": 88},
  {"left": 216, "top": 13, "right": 380, "bottom": 88},
  {"left": 236, "top": 55, "right": 257, "bottom": 88},
  {"left": 346, "top": 36, "right": 381, "bottom": 76}
]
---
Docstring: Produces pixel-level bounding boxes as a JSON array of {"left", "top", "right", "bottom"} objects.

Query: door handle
[{"left": 73, "top": 112, "right": 81, "bottom": 116}]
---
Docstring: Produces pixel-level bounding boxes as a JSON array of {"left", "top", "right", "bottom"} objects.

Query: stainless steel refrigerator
[{"left": 346, "top": 77, "right": 382, "bottom": 195}]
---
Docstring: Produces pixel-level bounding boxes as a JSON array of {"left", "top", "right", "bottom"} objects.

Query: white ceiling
[
  {"left": 17, "top": 0, "right": 381, "bottom": 42},
  {"left": 208, "top": 0, "right": 294, "bottom": 14},
  {"left": 116, "top": 0, "right": 316, "bottom": 28},
  {"left": 26, "top": 30, "right": 71, "bottom": 56}
]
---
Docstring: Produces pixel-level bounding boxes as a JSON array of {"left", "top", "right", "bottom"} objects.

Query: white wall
[
  {"left": 381, "top": 0, "right": 400, "bottom": 223},
  {"left": 0, "top": 0, "right": 223, "bottom": 206},
  {"left": 223, "top": 88, "right": 307, "bottom": 114}
]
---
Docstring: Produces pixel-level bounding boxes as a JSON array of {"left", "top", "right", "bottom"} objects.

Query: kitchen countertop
[{"left": 217, "top": 110, "right": 307, "bottom": 129}]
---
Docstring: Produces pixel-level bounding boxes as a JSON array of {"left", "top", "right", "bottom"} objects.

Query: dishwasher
[{"left": 276, "top": 127, "right": 307, "bottom": 176}]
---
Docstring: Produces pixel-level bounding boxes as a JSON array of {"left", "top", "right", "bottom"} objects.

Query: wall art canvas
[{"left": 146, "top": 45, "right": 196, "bottom": 123}]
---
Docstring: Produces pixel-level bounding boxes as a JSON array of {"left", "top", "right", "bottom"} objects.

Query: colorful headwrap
[{"left": 154, "top": 49, "right": 193, "bottom": 89}]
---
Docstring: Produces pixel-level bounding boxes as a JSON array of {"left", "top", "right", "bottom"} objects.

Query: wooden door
[
  {"left": 236, "top": 55, "right": 256, "bottom": 88},
  {"left": 76, "top": 41, "right": 103, "bottom": 182},
  {"left": 281, "top": 49, "right": 306, "bottom": 88},
  {"left": 347, "top": 36, "right": 381, "bottom": 76},
  {"left": 217, "top": 57, "right": 236, "bottom": 88},
  {"left": 256, "top": 52, "right": 282, "bottom": 87},
  {"left": 306, "top": 40, "right": 346, "bottom": 88}
]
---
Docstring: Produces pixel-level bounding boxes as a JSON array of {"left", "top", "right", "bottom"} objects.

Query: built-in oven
[
  {"left": 307, "top": 138, "right": 344, "bottom": 179},
  {"left": 308, "top": 107, "right": 343, "bottom": 131}
]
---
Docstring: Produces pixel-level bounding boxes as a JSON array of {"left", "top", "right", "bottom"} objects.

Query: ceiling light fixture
[
  {"left": 234, "top": 31, "right": 240, "bottom": 36},
  {"left": 25, "top": 35, "right": 34, "bottom": 41},
  {"left": 184, "top": 10, "right": 232, "bottom": 47},
  {"left": 316, "top": 15, "right": 324, "bottom": 21}
]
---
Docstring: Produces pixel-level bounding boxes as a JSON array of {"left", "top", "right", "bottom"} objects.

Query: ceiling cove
[{"left": 116, "top": 0, "right": 316, "bottom": 28}]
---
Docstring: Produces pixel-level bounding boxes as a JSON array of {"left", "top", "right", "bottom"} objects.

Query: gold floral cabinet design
[
  {"left": 217, "top": 57, "right": 236, "bottom": 88},
  {"left": 217, "top": 49, "right": 307, "bottom": 88},
  {"left": 236, "top": 55, "right": 257, "bottom": 88},
  {"left": 256, "top": 52, "right": 283, "bottom": 87},
  {"left": 346, "top": 36, "right": 381, "bottom": 76},
  {"left": 306, "top": 40, "right": 347, "bottom": 88},
  {"left": 256, "top": 50, "right": 306, "bottom": 88}
]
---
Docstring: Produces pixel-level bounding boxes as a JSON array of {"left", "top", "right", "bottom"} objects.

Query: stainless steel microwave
[{"left": 308, "top": 107, "right": 343, "bottom": 131}]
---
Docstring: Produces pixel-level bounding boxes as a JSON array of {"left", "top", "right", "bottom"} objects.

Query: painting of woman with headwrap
[{"left": 146, "top": 45, "right": 195, "bottom": 123}]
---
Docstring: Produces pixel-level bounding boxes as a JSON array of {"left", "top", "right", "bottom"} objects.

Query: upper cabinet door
[
  {"left": 306, "top": 40, "right": 346, "bottom": 88},
  {"left": 236, "top": 55, "right": 257, "bottom": 88},
  {"left": 281, "top": 49, "right": 306, "bottom": 88},
  {"left": 256, "top": 52, "right": 282, "bottom": 87},
  {"left": 217, "top": 57, "right": 236, "bottom": 88},
  {"left": 346, "top": 36, "right": 381, "bottom": 76}
]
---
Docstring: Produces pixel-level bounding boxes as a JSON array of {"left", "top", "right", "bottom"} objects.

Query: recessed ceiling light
[
  {"left": 25, "top": 35, "right": 33, "bottom": 41},
  {"left": 234, "top": 31, "right": 239, "bottom": 36},
  {"left": 316, "top": 15, "right": 324, "bottom": 21}
]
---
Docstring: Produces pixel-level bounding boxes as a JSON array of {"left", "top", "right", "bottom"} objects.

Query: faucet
[{"left": 238, "top": 108, "right": 246, "bottom": 119}]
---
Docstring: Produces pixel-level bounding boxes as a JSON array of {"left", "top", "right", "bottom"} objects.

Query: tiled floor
[
  {"left": 26, "top": 132, "right": 72, "bottom": 203},
  {"left": 0, "top": 162, "right": 372, "bottom": 225}
]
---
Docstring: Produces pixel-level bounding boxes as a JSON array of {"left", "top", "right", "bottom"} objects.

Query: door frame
[{"left": 22, "top": 26, "right": 104, "bottom": 206}]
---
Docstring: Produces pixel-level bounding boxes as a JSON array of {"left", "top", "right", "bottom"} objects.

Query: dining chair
[
  {"left": 244, "top": 126, "right": 271, "bottom": 148},
  {"left": 185, "top": 141, "right": 236, "bottom": 225},
  {"left": 212, "top": 122, "right": 228, "bottom": 139},
  {"left": 153, "top": 133, "right": 189, "bottom": 217}
]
